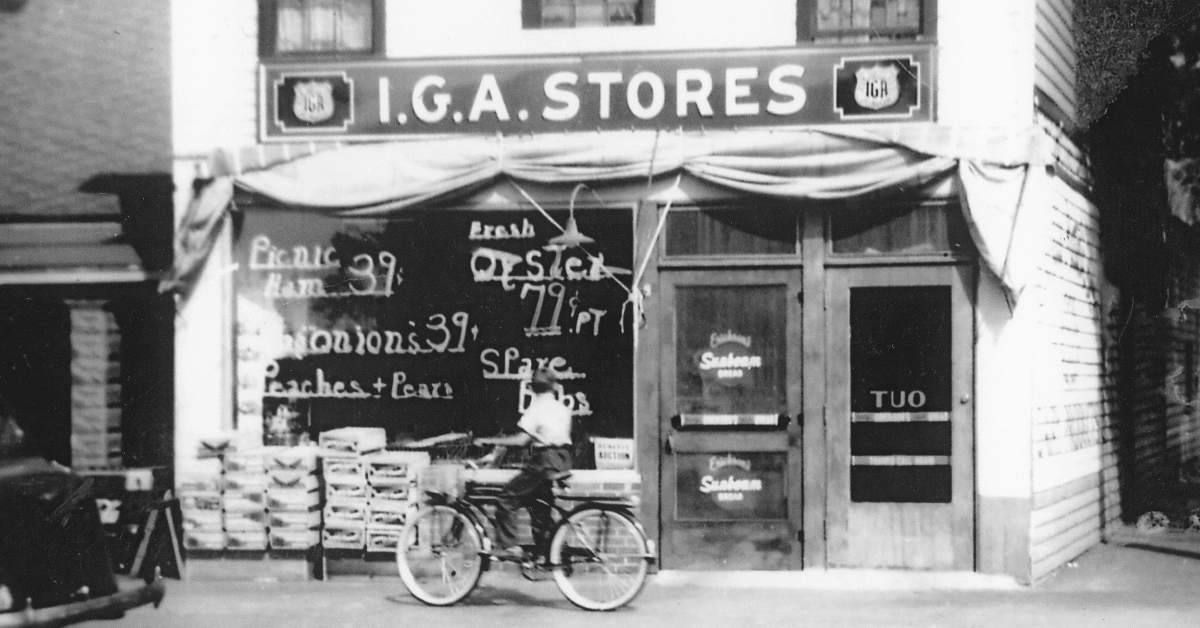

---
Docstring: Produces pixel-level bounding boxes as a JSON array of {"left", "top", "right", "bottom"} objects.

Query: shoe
[{"left": 496, "top": 546, "right": 527, "bottom": 561}]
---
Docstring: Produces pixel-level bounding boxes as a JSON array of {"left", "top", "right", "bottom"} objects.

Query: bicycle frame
[{"left": 418, "top": 485, "right": 654, "bottom": 566}]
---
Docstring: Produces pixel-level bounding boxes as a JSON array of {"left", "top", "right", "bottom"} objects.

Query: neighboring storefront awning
[
  {"left": 0, "top": 220, "right": 148, "bottom": 285},
  {"left": 164, "top": 125, "right": 1047, "bottom": 300}
]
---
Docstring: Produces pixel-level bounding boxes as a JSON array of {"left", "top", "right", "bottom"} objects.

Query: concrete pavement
[{"left": 103, "top": 536, "right": 1200, "bottom": 628}]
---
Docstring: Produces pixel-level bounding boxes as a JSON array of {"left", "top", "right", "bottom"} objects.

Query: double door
[{"left": 659, "top": 264, "right": 974, "bottom": 571}]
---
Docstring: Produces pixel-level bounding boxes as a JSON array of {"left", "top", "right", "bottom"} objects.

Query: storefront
[{"left": 167, "top": 43, "right": 1047, "bottom": 574}]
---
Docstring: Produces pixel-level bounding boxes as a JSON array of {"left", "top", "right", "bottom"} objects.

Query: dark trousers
[{"left": 493, "top": 447, "right": 571, "bottom": 550}]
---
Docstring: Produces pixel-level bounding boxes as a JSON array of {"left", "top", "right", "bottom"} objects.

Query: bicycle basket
[
  {"left": 416, "top": 463, "right": 466, "bottom": 499},
  {"left": 397, "top": 432, "right": 473, "bottom": 461}
]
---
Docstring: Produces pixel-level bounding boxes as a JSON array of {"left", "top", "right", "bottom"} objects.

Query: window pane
[
  {"left": 337, "top": 0, "right": 373, "bottom": 51},
  {"left": 608, "top": 0, "right": 640, "bottom": 24},
  {"left": 665, "top": 208, "right": 797, "bottom": 257},
  {"left": 536, "top": 0, "right": 644, "bottom": 27},
  {"left": 675, "top": 285, "right": 788, "bottom": 415},
  {"left": 831, "top": 205, "right": 971, "bottom": 256},
  {"left": 276, "top": 0, "right": 305, "bottom": 52},
  {"left": 541, "top": 0, "right": 574, "bottom": 26},
  {"left": 816, "top": 0, "right": 921, "bottom": 35},
  {"left": 575, "top": 0, "right": 607, "bottom": 26},
  {"left": 273, "top": 0, "right": 375, "bottom": 54},
  {"left": 307, "top": 0, "right": 339, "bottom": 50}
]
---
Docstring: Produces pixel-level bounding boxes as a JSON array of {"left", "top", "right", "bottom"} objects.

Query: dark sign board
[
  {"left": 675, "top": 451, "right": 786, "bottom": 521},
  {"left": 260, "top": 45, "right": 933, "bottom": 140},
  {"left": 233, "top": 208, "right": 634, "bottom": 448}
]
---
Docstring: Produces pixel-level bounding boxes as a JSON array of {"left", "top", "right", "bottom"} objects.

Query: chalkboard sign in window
[{"left": 233, "top": 207, "right": 635, "bottom": 455}]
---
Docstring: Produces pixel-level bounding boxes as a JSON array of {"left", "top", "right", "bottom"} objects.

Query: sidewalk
[{"left": 109, "top": 539, "right": 1200, "bottom": 628}]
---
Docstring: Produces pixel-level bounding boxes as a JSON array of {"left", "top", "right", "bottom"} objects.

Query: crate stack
[
  {"left": 319, "top": 428, "right": 387, "bottom": 551},
  {"left": 222, "top": 449, "right": 273, "bottom": 550},
  {"left": 179, "top": 454, "right": 225, "bottom": 551},
  {"left": 364, "top": 451, "right": 429, "bottom": 553},
  {"left": 265, "top": 445, "right": 322, "bottom": 550}
]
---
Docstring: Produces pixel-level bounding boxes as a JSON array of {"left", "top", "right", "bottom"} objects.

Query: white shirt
[{"left": 518, "top": 393, "right": 573, "bottom": 447}]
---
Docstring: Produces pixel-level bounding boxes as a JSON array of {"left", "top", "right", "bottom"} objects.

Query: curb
[{"left": 650, "top": 569, "right": 1023, "bottom": 591}]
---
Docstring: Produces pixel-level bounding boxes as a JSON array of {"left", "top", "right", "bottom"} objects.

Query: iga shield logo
[
  {"left": 853, "top": 64, "right": 900, "bottom": 110},
  {"left": 834, "top": 55, "right": 922, "bottom": 120},
  {"left": 292, "top": 80, "right": 335, "bottom": 123},
  {"left": 270, "top": 71, "right": 354, "bottom": 134}
]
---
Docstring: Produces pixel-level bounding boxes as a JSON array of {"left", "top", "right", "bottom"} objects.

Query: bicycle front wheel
[
  {"left": 396, "top": 505, "right": 484, "bottom": 606},
  {"left": 549, "top": 508, "right": 650, "bottom": 611}
]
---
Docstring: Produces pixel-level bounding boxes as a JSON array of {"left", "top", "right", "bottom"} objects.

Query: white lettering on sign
[
  {"left": 699, "top": 475, "right": 763, "bottom": 494},
  {"left": 390, "top": 371, "right": 455, "bottom": 400},
  {"left": 543, "top": 72, "right": 581, "bottom": 121},
  {"left": 279, "top": 312, "right": 472, "bottom": 357},
  {"left": 468, "top": 219, "right": 536, "bottom": 241},
  {"left": 517, "top": 380, "right": 592, "bottom": 417},
  {"left": 479, "top": 347, "right": 584, "bottom": 381},
  {"left": 869, "top": 390, "right": 928, "bottom": 409},
  {"left": 709, "top": 454, "right": 751, "bottom": 472},
  {"left": 249, "top": 235, "right": 338, "bottom": 271},
  {"left": 470, "top": 246, "right": 631, "bottom": 291},
  {"left": 264, "top": 368, "right": 373, "bottom": 399},
  {"left": 412, "top": 75, "right": 451, "bottom": 123},
  {"left": 709, "top": 330, "right": 752, "bottom": 348},
  {"left": 379, "top": 65, "right": 810, "bottom": 127},
  {"left": 698, "top": 351, "right": 763, "bottom": 370}
]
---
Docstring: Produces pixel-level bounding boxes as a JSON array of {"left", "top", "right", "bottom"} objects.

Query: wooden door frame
[
  {"left": 825, "top": 264, "right": 975, "bottom": 569},
  {"left": 658, "top": 268, "right": 804, "bottom": 569}
]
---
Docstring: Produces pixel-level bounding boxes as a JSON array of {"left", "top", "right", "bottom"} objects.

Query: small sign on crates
[{"left": 591, "top": 437, "right": 634, "bottom": 470}]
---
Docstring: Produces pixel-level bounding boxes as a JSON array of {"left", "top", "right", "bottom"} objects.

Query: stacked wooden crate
[
  {"left": 68, "top": 303, "right": 121, "bottom": 469},
  {"left": 364, "top": 451, "right": 429, "bottom": 553},
  {"left": 319, "top": 428, "right": 387, "bottom": 551}
]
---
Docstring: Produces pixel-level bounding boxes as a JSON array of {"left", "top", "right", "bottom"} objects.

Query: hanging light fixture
[{"left": 548, "top": 183, "right": 595, "bottom": 248}]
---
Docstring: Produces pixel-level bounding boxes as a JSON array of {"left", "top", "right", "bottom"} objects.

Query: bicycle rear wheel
[
  {"left": 396, "top": 505, "right": 484, "bottom": 606},
  {"left": 549, "top": 508, "right": 650, "bottom": 611}
]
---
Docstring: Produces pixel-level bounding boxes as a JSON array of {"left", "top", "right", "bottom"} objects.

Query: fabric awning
[{"left": 165, "top": 125, "right": 1047, "bottom": 300}]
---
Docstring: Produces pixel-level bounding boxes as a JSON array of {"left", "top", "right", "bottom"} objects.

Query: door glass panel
[
  {"left": 831, "top": 204, "right": 971, "bottom": 256},
  {"left": 849, "top": 286, "right": 951, "bottom": 503},
  {"left": 665, "top": 208, "right": 798, "bottom": 257},
  {"left": 675, "top": 285, "right": 787, "bottom": 414}
]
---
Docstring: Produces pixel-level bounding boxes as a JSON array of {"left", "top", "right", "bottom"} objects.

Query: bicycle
[{"left": 395, "top": 453, "right": 654, "bottom": 611}]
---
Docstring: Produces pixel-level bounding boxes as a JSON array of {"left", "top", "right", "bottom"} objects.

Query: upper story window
[
  {"left": 522, "top": 0, "right": 651, "bottom": 28},
  {"left": 798, "top": 0, "right": 933, "bottom": 41},
  {"left": 260, "top": 0, "right": 384, "bottom": 57}
]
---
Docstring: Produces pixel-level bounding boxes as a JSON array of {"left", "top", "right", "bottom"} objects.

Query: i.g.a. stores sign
[{"left": 260, "top": 45, "right": 932, "bottom": 141}]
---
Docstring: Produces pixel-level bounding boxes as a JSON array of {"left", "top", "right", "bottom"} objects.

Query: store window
[
  {"left": 830, "top": 203, "right": 970, "bottom": 257},
  {"left": 260, "top": 0, "right": 383, "bottom": 56},
  {"left": 798, "top": 0, "right": 933, "bottom": 41},
  {"left": 664, "top": 207, "right": 799, "bottom": 258},
  {"left": 522, "top": 0, "right": 651, "bottom": 28}
]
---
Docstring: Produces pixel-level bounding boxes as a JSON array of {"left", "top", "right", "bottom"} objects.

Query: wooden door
[
  {"left": 659, "top": 269, "right": 803, "bottom": 570},
  {"left": 826, "top": 265, "right": 974, "bottom": 569}
]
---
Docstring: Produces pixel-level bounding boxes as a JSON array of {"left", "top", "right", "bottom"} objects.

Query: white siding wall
[{"left": 1026, "top": 115, "right": 1116, "bottom": 582}]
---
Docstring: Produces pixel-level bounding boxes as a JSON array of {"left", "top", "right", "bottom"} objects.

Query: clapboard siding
[
  {"left": 1029, "top": 123, "right": 1115, "bottom": 581},
  {"left": 1035, "top": 0, "right": 1078, "bottom": 124}
]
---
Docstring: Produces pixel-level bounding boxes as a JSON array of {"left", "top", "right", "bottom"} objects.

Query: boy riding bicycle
[{"left": 474, "top": 367, "right": 572, "bottom": 561}]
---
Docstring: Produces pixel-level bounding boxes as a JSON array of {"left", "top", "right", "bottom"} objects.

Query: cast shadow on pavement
[{"left": 384, "top": 585, "right": 571, "bottom": 610}]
